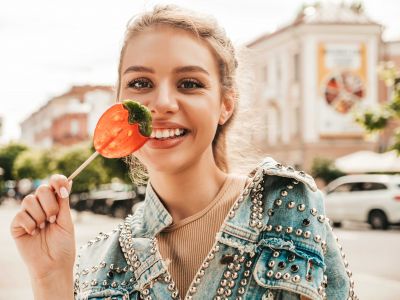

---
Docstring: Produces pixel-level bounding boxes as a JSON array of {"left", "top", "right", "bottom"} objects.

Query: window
[
  {"left": 331, "top": 181, "right": 387, "bottom": 194},
  {"left": 330, "top": 182, "right": 361, "bottom": 193},
  {"left": 361, "top": 182, "right": 387, "bottom": 191},
  {"left": 294, "top": 53, "right": 300, "bottom": 82},
  {"left": 331, "top": 183, "right": 352, "bottom": 193},
  {"left": 262, "top": 65, "right": 268, "bottom": 83},
  {"left": 276, "top": 58, "right": 281, "bottom": 81},
  {"left": 70, "top": 119, "right": 79, "bottom": 135}
]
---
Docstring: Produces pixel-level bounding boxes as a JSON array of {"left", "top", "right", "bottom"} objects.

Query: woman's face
[{"left": 119, "top": 25, "right": 233, "bottom": 175}]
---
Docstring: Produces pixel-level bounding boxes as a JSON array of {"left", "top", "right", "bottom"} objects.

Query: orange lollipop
[
  {"left": 68, "top": 99, "right": 152, "bottom": 180},
  {"left": 94, "top": 99, "right": 152, "bottom": 158}
]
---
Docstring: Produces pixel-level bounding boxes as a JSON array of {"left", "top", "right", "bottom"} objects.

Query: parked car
[
  {"left": 70, "top": 182, "right": 145, "bottom": 218},
  {"left": 323, "top": 174, "right": 400, "bottom": 229}
]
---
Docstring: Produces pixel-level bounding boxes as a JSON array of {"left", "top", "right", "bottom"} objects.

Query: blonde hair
[{"left": 118, "top": 5, "right": 262, "bottom": 185}]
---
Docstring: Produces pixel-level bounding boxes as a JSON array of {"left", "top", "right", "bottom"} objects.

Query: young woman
[{"left": 10, "top": 5, "right": 356, "bottom": 300}]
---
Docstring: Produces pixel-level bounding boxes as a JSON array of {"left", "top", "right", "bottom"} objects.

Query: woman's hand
[{"left": 10, "top": 174, "right": 76, "bottom": 291}]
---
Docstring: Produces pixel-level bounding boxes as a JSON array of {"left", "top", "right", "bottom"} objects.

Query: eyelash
[
  {"left": 126, "top": 78, "right": 205, "bottom": 90},
  {"left": 127, "top": 78, "right": 152, "bottom": 89},
  {"left": 178, "top": 78, "right": 205, "bottom": 89}
]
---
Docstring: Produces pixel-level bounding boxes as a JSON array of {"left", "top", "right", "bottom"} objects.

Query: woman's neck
[{"left": 148, "top": 152, "right": 228, "bottom": 223}]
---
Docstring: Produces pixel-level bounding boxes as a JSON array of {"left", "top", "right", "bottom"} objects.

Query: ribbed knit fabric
[{"left": 156, "top": 174, "right": 248, "bottom": 297}]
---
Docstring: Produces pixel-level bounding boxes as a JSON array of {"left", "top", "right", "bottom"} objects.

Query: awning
[{"left": 334, "top": 150, "right": 400, "bottom": 173}]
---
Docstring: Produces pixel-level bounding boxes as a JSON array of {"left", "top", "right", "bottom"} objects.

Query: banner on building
[{"left": 318, "top": 42, "right": 367, "bottom": 136}]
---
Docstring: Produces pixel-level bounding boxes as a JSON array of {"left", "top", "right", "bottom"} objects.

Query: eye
[
  {"left": 127, "top": 78, "right": 153, "bottom": 89},
  {"left": 178, "top": 79, "right": 204, "bottom": 89}
]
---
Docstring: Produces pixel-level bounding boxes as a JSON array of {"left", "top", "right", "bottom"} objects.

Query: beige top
[{"left": 156, "top": 174, "right": 248, "bottom": 297}]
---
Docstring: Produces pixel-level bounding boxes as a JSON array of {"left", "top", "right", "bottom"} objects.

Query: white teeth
[
  {"left": 162, "top": 129, "right": 169, "bottom": 138},
  {"left": 152, "top": 128, "right": 186, "bottom": 139}
]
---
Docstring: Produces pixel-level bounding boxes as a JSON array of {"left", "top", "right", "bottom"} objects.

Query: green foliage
[
  {"left": 89, "top": 144, "right": 131, "bottom": 183},
  {"left": 0, "top": 141, "right": 132, "bottom": 193},
  {"left": 101, "top": 157, "right": 131, "bottom": 183},
  {"left": 355, "top": 110, "right": 389, "bottom": 132},
  {"left": 0, "top": 143, "right": 28, "bottom": 181},
  {"left": 55, "top": 144, "right": 109, "bottom": 193},
  {"left": 356, "top": 62, "right": 400, "bottom": 151},
  {"left": 388, "top": 82, "right": 400, "bottom": 117},
  {"left": 310, "top": 157, "right": 345, "bottom": 184},
  {"left": 13, "top": 150, "right": 48, "bottom": 179}
]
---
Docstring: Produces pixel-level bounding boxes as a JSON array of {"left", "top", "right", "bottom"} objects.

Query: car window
[
  {"left": 361, "top": 182, "right": 387, "bottom": 191},
  {"left": 331, "top": 183, "right": 353, "bottom": 193},
  {"left": 331, "top": 182, "right": 364, "bottom": 193}
]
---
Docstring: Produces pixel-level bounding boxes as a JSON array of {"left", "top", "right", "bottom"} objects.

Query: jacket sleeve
[{"left": 254, "top": 162, "right": 357, "bottom": 300}]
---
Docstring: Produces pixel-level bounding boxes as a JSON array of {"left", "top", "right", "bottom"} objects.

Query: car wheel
[
  {"left": 113, "top": 206, "right": 127, "bottom": 219},
  {"left": 332, "top": 221, "right": 342, "bottom": 228},
  {"left": 369, "top": 210, "right": 389, "bottom": 230}
]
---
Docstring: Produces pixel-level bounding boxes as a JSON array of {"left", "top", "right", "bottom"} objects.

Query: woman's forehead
[{"left": 122, "top": 26, "right": 219, "bottom": 75}]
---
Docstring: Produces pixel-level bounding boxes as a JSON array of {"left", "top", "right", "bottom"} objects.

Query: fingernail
[
  {"left": 49, "top": 215, "right": 56, "bottom": 223},
  {"left": 60, "top": 187, "right": 69, "bottom": 198},
  {"left": 39, "top": 223, "right": 45, "bottom": 229},
  {"left": 31, "top": 229, "right": 36, "bottom": 236}
]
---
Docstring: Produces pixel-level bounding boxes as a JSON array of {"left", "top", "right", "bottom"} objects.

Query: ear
[{"left": 219, "top": 91, "right": 236, "bottom": 125}]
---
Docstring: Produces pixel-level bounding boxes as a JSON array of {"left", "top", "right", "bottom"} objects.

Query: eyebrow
[
  {"left": 174, "top": 66, "right": 210, "bottom": 76},
  {"left": 123, "top": 65, "right": 210, "bottom": 76},
  {"left": 123, "top": 66, "right": 154, "bottom": 74}
]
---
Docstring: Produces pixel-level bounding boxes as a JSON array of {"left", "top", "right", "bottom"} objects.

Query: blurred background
[{"left": 1, "top": 0, "right": 400, "bottom": 299}]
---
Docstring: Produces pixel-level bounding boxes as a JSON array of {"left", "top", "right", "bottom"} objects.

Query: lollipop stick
[{"left": 68, "top": 151, "right": 100, "bottom": 181}]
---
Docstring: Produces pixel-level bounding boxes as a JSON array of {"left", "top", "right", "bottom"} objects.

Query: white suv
[{"left": 323, "top": 174, "right": 400, "bottom": 229}]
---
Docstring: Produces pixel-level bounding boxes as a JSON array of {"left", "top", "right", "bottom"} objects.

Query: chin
[{"left": 138, "top": 153, "right": 192, "bottom": 175}]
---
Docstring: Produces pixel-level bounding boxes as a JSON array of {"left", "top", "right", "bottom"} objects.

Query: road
[{"left": 0, "top": 199, "right": 399, "bottom": 299}]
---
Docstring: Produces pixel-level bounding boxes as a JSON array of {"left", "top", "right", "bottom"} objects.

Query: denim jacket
[{"left": 74, "top": 157, "right": 357, "bottom": 300}]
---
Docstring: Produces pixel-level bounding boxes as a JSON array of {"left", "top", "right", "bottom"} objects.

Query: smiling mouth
[{"left": 150, "top": 128, "right": 190, "bottom": 141}]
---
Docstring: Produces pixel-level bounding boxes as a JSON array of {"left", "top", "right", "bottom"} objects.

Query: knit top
[{"left": 156, "top": 174, "right": 248, "bottom": 297}]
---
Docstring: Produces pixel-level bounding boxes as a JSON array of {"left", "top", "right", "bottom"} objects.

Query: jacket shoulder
[{"left": 258, "top": 156, "right": 317, "bottom": 192}]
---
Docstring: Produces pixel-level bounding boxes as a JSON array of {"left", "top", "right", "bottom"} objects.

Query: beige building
[
  {"left": 20, "top": 85, "right": 114, "bottom": 148},
  {"left": 247, "top": 2, "right": 400, "bottom": 170}
]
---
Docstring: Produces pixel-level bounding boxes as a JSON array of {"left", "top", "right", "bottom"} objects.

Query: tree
[
  {"left": 55, "top": 144, "right": 109, "bottom": 193},
  {"left": 13, "top": 150, "right": 48, "bottom": 180},
  {"left": 0, "top": 143, "right": 28, "bottom": 181},
  {"left": 355, "top": 62, "right": 400, "bottom": 152},
  {"left": 310, "top": 157, "right": 345, "bottom": 185},
  {"left": 89, "top": 144, "right": 131, "bottom": 183}
]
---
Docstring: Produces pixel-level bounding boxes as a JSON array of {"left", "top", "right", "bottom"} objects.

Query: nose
[{"left": 147, "top": 80, "right": 179, "bottom": 115}]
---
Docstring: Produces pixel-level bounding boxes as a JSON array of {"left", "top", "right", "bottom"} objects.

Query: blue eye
[
  {"left": 178, "top": 79, "right": 204, "bottom": 89},
  {"left": 127, "top": 78, "right": 153, "bottom": 89}
]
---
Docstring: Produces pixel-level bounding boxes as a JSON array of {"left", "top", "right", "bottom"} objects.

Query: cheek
[{"left": 190, "top": 98, "right": 221, "bottom": 133}]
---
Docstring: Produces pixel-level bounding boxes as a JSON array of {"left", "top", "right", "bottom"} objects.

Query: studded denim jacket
[{"left": 74, "top": 157, "right": 357, "bottom": 300}]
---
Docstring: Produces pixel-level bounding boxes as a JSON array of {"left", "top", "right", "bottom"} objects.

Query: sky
[{"left": 0, "top": 0, "right": 399, "bottom": 143}]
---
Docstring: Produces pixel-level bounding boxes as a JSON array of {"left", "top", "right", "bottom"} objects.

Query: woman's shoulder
[
  {"left": 255, "top": 156, "right": 318, "bottom": 192},
  {"left": 247, "top": 156, "right": 327, "bottom": 253},
  {"left": 245, "top": 157, "right": 353, "bottom": 299}
]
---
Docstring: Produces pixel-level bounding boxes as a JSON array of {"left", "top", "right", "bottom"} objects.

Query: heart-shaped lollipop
[{"left": 68, "top": 99, "right": 152, "bottom": 180}]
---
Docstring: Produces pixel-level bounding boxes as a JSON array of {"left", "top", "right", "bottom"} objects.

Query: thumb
[{"left": 56, "top": 180, "right": 74, "bottom": 231}]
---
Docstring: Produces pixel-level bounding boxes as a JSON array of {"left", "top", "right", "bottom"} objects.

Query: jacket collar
[
  {"left": 139, "top": 182, "right": 173, "bottom": 237},
  {"left": 132, "top": 157, "right": 316, "bottom": 238}
]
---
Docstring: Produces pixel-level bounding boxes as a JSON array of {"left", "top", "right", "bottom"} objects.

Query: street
[{"left": 0, "top": 199, "right": 399, "bottom": 299}]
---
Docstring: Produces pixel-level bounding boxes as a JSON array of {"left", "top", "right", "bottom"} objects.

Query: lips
[
  {"left": 146, "top": 130, "right": 188, "bottom": 149},
  {"left": 151, "top": 120, "right": 189, "bottom": 130}
]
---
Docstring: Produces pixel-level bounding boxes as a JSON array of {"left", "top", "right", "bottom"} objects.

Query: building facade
[
  {"left": 247, "top": 2, "right": 400, "bottom": 170},
  {"left": 20, "top": 85, "right": 114, "bottom": 148}
]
